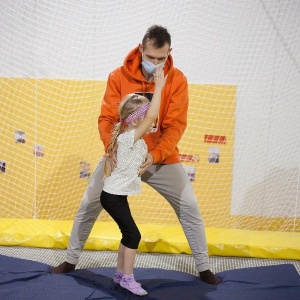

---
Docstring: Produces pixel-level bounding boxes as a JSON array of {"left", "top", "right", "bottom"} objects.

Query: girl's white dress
[{"left": 103, "top": 129, "right": 147, "bottom": 195}]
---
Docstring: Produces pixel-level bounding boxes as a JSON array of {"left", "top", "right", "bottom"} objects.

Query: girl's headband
[{"left": 120, "top": 102, "right": 150, "bottom": 125}]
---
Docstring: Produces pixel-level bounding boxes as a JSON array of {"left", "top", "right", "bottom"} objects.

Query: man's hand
[{"left": 139, "top": 153, "right": 153, "bottom": 176}]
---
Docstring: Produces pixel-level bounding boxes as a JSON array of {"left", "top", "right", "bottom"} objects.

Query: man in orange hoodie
[{"left": 50, "top": 25, "right": 220, "bottom": 285}]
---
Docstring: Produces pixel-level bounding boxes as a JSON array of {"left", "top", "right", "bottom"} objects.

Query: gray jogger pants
[{"left": 66, "top": 157, "right": 209, "bottom": 272}]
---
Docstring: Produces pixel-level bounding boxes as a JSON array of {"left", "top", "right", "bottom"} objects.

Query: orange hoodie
[{"left": 98, "top": 45, "right": 188, "bottom": 164}]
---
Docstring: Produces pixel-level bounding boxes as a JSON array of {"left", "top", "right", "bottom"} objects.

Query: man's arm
[{"left": 98, "top": 71, "right": 121, "bottom": 151}]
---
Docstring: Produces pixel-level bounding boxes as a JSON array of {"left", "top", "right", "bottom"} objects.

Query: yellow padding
[{"left": 0, "top": 219, "right": 299, "bottom": 260}]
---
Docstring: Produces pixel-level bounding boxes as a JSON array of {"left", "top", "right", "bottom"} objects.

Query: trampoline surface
[{"left": 0, "top": 254, "right": 300, "bottom": 300}]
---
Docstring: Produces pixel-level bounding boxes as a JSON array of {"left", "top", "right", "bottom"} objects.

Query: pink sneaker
[
  {"left": 114, "top": 271, "right": 141, "bottom": 286},
  {"left": 120, "top": 274, "right": 148, "bottom": 296}
]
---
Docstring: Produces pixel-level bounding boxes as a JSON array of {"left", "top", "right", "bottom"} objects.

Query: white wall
[{"left": 1, "top": 0, "right": 299, "bottom": 220}]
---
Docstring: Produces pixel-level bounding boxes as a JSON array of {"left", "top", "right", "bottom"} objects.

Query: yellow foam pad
[{"left": 0, "top": 219, "right": 299, "bottom": 260}]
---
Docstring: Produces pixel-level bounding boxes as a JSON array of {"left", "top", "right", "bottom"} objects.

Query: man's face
[{"left": 139, "top": 40, "right": 171, "bottom": 65}]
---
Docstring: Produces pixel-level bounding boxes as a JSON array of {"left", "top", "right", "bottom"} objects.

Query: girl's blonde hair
[{"left": 103, "top": 93, "right": 149, "bottom": 178}]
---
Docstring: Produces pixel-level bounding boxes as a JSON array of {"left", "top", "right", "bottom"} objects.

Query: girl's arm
[{"left": 134, "top": 68, "right": 166, "bottom": 141}]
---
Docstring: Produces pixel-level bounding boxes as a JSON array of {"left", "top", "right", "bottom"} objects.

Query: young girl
[{"left": 100, "top": 68, "right": 166, "bottom": 296}]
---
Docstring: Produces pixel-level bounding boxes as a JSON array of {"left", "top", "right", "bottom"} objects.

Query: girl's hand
[{"left": 153, "top": 68, "right": 167, "bottom": 89}]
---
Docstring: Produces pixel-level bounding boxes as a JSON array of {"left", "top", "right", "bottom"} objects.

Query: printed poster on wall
[{"left": 208, "top": 147, "right": 220, "bottom": 163}]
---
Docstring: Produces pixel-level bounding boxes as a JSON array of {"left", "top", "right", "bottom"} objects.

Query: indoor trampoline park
[{"left": 0, "top": 1, "right": 299, "bottom": 299}]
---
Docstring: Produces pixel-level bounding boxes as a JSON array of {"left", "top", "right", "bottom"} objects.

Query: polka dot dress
[{"left": 103, "top": 129, "right": 147, "bottom": 195}]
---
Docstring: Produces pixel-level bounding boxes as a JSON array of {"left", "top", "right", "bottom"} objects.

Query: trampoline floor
[{"left": 0, "top": 246, "right": 299, "bottom": 300}]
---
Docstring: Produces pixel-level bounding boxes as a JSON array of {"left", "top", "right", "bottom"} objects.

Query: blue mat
[{"left": 0, "top": 254, "right": 299, "bottom": 300}]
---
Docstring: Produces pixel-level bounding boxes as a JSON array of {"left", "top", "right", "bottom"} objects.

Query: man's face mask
[{"left": 142, "top": 54, "right": 165, "bottom": 74}]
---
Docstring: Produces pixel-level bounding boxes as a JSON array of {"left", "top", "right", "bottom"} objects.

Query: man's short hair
[{"left": 142, "top": 25, "right": 171, "bottom": 49}]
